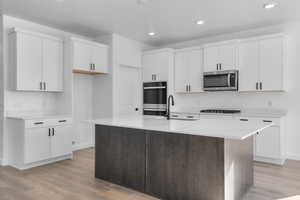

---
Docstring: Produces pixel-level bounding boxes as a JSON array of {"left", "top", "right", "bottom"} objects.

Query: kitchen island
[{"left": 92, "top": 115, "right": 273, "bottom": 200}]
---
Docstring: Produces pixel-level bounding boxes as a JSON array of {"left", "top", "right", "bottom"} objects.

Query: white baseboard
[
  {"left": 254, "top": 156, "right": 285, "bottom": 165},
  {"left": 287, "top": 154, "right": 300, "bottom": 161},
  {"left": 73, "top": 143, "right": 95, "bottom": 151},
  {"left": 11, "top": 154, "right": 73, "bottom": 170}
]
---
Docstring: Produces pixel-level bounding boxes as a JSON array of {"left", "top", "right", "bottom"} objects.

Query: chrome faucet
[{"left": 166, "top": 95, "right": 175, "bottom": 120}]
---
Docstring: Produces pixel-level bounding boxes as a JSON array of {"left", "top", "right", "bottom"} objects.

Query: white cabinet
[
  {"left": 43, "top": 38, "right": 63, "bottom": 91},
  {"left": 238, "top": 35, "right": 285, "bottom": 92},
  {"left": 24, "top": 128, "right": 51, "bottom": 164},
  {"left": 9, "top": 28, "right": 64, "bottom": 92},
  {"left": 259, "top": 37, "right": 284, "bottom": 91},
  {"left": 255, "top": 126, "right": 281, "bottom": 160},
  {"left": 238, "top": 40, "right": 260, "bottom": 91},
  {"left": 203, "top": 42, "right": 237, "bottom": 72},
  {"left": 249, "top": 117, "right": 285, "bottom": 165},
  {"left": 142, "top": 49, "right": 173, "bottom": 82},
  {"left": 7, "top": 117, "right": 73, "bottom": 170},
  {"left": 72, "top": 38, "right": 108, "bottom": 74},
  {"left": 174, "top": 49, "right": 203, "bottom": 93},
  {"left": 51, "top": 125, "right": 73, "bottom": 158}
]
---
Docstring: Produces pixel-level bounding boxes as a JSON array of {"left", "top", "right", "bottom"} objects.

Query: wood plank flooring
[{"left": 0, "top": 148, "right": 300, "bottom": 200}]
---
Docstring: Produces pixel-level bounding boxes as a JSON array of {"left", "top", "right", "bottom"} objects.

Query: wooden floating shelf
[{"left": 72, "top": 69, "right": 105, "bottom": 75}]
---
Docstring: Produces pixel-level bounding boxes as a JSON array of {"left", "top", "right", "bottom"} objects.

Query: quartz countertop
[
  {"left": 90, "top": 115, "right": 273, "bottom": 140},
  {"left": 6, "top": 114, "right": 72, "bottom": 120}
]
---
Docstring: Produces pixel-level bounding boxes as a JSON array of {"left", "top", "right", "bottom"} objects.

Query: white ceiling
[{"left": 1, "top": 0, "right": 300, "bottom": 46}]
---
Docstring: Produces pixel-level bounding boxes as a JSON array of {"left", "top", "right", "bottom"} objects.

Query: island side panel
[
  {"left": 224, "top": 136, "right": 254, "bottom": 200},
  {"left": 146, "top": 131, "right": 225, "bottom": 200},
  {"left": 95, "top": 125, "right": 146, "bottom": 193}
]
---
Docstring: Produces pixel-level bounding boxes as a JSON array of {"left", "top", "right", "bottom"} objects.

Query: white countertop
[
  {"left": 90, "top": 115, "right": 273, "bottom": 140},
  {"left": 6, "top": 114, "right": 72, "bottom": 120}
]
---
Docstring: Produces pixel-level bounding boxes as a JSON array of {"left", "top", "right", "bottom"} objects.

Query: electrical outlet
[{"left": 267, "top": 101, "right": 273, "bottom": 107}]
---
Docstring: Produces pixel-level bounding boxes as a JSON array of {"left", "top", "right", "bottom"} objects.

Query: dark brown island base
[{"left": 95, "top": 125, "right": 253, "bottom": 200}]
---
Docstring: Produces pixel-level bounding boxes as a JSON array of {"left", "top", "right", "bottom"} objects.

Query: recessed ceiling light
[
  {"left": 196, "top": 20, "right": 205, "bottom": 25},
  {"left": 148, "top": 32, "right": 156, "bottom": 36},
  {"left": 263, "top": 2, "right": 278, "bottom": 9}
]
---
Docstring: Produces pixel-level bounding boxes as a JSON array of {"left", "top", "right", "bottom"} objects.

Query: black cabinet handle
[
  {"left": 263, "top": 120, "right": 272, "bottom": 123},
  {"left": 260, "top": 82, "right": 262, "bottom": 90},
  {"left": 34, "top": 122, "right": 44, "bottom": 125},
  {"left": 220, "top": 64, "right": 222, "bottom": 70},
  {"left": 40, "top": 82, "right": 43, "bottom": 90},
  {"left": 186, "top": 85, "right": 188, "bottom": 92},
  {"left": 256, "top": 82, "right": 258, "bottom": 90},
  {"left": 52, "top": 128, "right": 55, "bottom": 136},
  {"left": 58, "top": 120, "right": 67, "bottom": 123},
  {"left": 216, "top": 64, "right": 218, "bottom": 70},
  {"left": 43, "top": 82, "right": 46, "bottom": 90},
  {"left": 240, "top": 119, "right": 249, "bottom": 121},
  {"left": 48, "top": 128, "right": 51, "bottom": 136},
  {"left": 189, "top": 84, "right": 191, "bottom": 92}
]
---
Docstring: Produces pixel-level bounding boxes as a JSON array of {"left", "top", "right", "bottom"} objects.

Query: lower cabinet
[
  {"left": 146, "top": 131, "right": 224, "bottom": 200},
  {"left": 95, "top": 125, "right": 225, "bottom": 200},
  {"left": 24, "top": 128, "right": 51, "bottom": 164},
  {"left": 7, "top": 117, "right": 73, "bottom": 169},
  {"left": 95, "top": 125, "right": 146, "bottom": 192}
]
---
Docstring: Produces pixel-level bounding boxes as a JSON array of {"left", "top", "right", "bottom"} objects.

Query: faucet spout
[{"left": 166, "top": 95, "right": 175, "bottom": 120}]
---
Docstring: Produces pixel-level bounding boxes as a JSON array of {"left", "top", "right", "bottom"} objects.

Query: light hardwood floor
[{"left": 1, "top": 148, "right": 300, "bottom": 200}]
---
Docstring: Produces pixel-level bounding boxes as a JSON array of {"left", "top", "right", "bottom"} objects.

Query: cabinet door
[
  {"left": 146, "top": 132, "right": 224, "bottom": 200},
  {"left": 92, "top": 44, "right": 108, "bottom": 73},
  {"left": 95, "top": 125, "right": 146, "bottom": 192},
  {"left": 219, "top": 44, "right": 236, "bottom": 70},
  {"left": 17, "top": 33, "right": 43, "bottom": 91},
  {"left": 238, "top": 40, "right": 260, "bottom": 91},
  {"left": 259, "top": 37, "right": 284, "bottom": 91},
  {"left": 24, "top": 128, "right": 51, "bottom": 164},
  {"left": 142, "top": 53, "right": 158, "bottom": 82},
  {"left": 155, "top": 52, "right": 170, "bottom": 81},
  {"left": 73, "top": 41, "right": 92, "bottom": 71},
  {"left": 203, "top": 46, "right": 219, "bottom": 72},
  {"left": 174, "top": 52, "right": 189, "bottom": 93},
  {"left": 42, "top": 39, "right": 63, "bottom": 92},
  {"left": 51, "top": 125, "right": 72, "bottom": 158},
  {"left": 255, "top": 126, "right": 281, "bottom": 159},
  {"left": 188, "top": 49, "right": 203, "bottom": 92}
]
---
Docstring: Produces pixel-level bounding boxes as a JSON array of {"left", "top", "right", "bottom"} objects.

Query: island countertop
[{"left": 90, "top": 115, "right": 273, "bottom": 140}]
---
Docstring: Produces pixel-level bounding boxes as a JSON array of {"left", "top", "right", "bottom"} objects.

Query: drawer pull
[
  {"left": 263, "top": 120, "right": 272, "bottom": 123},
  {"left": 34, "top": 122, "right": 44, "bottom": 125},
  {"left": 240, "top": 119, "right": 249, "bottom": 121},
  {"left": 58, "top": 120, "right": 67, "bottom": 123},
  {"left": 187, "top": 116, "right": 194, "bottom": 118}
]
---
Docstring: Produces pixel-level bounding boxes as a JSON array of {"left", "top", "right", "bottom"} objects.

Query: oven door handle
[
  {"left": 143, "top": 108, "right": 167, "bottom": 111},
  {"left": 144, "top": 86, "right": 166, "bottom": 90}
]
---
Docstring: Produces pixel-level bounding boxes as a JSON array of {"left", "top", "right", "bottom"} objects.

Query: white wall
[
  {"left": 0, "top": 15, "right": 4, "bottom": 164},
  {"left": 94, "top": 34, "right": 151, "bottom": 118},
  {"left": 163, "top": 22, "right": 300, "bottom": 160}
]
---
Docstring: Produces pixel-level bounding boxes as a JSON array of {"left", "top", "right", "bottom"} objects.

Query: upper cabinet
[
  {"left": 203, "top": 41, "right": 237, "bottom": 72},
  {"left": 71, "top": 38, "right": 109, "bottom": 74},
  {"left": 142, "top": 49, "right": 173, "bottom": 82},
  {"left": 9, "top": 28, "right": 63, "bottom": 92},
  {"left": 238, "top": 35, "right": 286, "bottom": 92},
  {"left": 174, "top": 48, "right": 203, "bottom": 93}
]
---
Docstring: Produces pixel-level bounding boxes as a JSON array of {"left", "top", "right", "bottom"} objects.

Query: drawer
[
  {"left": 238, "top": 117, "right": 280, "bottom": 127},
  {"left": 25, "top": 117, "right": 72, "bottom": 128}
]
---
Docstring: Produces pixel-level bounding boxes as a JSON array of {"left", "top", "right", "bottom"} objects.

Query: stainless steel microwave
[{"left": 203, "top": 70, "right": 239, "bottom": 91}]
